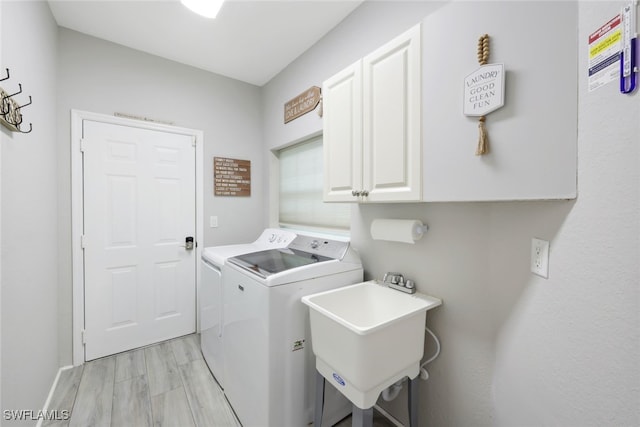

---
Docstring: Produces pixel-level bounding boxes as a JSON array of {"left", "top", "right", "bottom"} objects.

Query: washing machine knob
[{"left": 310, "top": 240, "right": 319, "bottom": 249}]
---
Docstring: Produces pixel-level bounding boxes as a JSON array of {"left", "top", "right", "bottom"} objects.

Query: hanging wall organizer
[{"left": 0, "top": 68, "right": 33, "bottom": 134}]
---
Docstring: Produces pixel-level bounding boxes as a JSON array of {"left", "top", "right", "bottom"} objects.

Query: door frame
[{"left": 71, "top": 109, "right": 204, "bottom": 365}]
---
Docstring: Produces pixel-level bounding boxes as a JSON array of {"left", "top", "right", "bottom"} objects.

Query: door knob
[{"left": 182, "top": 236, "right": 194, "bottom": 250}]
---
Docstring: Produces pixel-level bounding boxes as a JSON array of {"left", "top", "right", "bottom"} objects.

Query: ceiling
[{"left": 48, "top": 0, "right": 364, "bottom": 86}]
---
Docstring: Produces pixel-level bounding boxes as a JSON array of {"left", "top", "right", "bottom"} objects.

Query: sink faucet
[
  {"left": 383, "top": 272, "right": 404, "bottom": 285},
  {"left": 382, "top": 272, "right": 416, "bottom": 294}
]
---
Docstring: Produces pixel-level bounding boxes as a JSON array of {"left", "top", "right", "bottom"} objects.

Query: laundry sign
[
  {"left": 214, "top": 157, "right": 251, "bottom": 197},
  {"left": 284, "top": 86, "right": 321, "bottom": 123},
  {"left": 463, "top": 63, "right": 505, "bottom": 116}
]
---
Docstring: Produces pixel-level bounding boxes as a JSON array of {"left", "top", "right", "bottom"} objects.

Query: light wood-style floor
[
  {"left": 44, "top": 334, "right": 240, "bottom": 427},
  {"left": 45, "top": 334, "right": 395, "bottom": 427}
]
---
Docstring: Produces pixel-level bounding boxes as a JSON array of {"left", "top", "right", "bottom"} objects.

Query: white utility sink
[{"left": 302, "top": 280, "right": 441, "bottom": 409}]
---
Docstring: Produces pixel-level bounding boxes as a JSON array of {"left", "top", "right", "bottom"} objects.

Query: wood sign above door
[
  {"left": 214, "top": 157, "right": 251, "bottom": 196},
  {"left": 284, "top": 86, "right": 321, "bottom": 123}
]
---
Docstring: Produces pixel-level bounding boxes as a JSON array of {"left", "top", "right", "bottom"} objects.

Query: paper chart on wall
[{"left": 588, "top": 14, "right": 623, "bottom": 92}]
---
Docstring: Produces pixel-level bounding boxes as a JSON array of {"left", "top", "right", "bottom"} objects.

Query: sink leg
[
  {"left": 352, "top": 405, "right": 373, "bottom": 427},
  {"left": 314, "top": 370, "right": 325, "bottom": 427},
  {"left": 408, "top": 376, "right": 419, "bottom": 427}
]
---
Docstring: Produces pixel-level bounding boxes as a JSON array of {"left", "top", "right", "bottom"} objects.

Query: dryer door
[{"left": 201, "top": 258, "right": 225, "bottom": 388}]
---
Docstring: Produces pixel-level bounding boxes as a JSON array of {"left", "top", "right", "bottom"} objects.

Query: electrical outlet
[{"left": 531, "top": 238, "right": 550, "bottom": 279}]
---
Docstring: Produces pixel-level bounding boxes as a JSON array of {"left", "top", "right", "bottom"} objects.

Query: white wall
[
  {"left": 262, "top": 1, "right": 639, "bottom": 426},
  {"left": 56, "top": 29, "right": 266, "bottom": 365},
  {"left": 1, "top": 1, "right": 59, "bottom": 422},
  {"left": 491, "top": 2, "right": 639, "bottom": 424}
]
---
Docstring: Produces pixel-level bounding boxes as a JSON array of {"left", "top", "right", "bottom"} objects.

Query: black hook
[
  {"left": 18, "top": 123, "right": 32, "bottom": 134},
  {"left": 0, "top": 68, "right": 9, "bottom": 82},
  {"left": 4, "top": 83, "right": 22, "bottom": 98},
  {"left": 17, "top": 95, "right": 32, "bottom": 110}
]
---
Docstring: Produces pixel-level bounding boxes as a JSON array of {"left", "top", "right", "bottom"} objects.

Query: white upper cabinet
[
  {"left": 323, "top": 24, "right": 422, "bottom": 203},
  {"left": 323, "top": 61, "right": 363, "bottom": 202},
  {"left": 362, "top": 24, "right": 422, "bottom": 202},
  {"left": 324, "top": 2, "right": 577, "bottom": 203}
]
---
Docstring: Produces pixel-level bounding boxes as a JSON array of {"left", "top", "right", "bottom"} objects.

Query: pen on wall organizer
[{"left": 620, "top": 0, "right": 638, "bottom": 94}]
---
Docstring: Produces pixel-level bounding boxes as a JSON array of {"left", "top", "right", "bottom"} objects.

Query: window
[{"left": 278, "top": 135, "right": 350, "bottom": 233}]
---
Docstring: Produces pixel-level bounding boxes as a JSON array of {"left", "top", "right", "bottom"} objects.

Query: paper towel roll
[{"left": 370, "top": 219, "right": 427, "bottom": 244}]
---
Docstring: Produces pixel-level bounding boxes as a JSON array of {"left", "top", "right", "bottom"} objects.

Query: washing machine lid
[
  {"left": 227, "top": 248, "right": 332, "bottom": 279},
  {"left": 202, "top": 244, "right": 257, "bottom": 267},
  {"left": 201, "top": 228, "right": 298, "bottom": 266}
]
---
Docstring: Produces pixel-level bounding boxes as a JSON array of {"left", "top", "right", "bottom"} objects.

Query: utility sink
[{"left": 302, "top": 280, "right": 441, "bottom": 409}]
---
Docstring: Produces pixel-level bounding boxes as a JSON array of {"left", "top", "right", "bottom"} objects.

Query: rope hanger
[{"left": 476, "top": 34, "right": 490, "bottom": 155}]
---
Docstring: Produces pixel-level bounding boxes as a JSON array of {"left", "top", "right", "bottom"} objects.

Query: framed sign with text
[{"left": 214, "top": 157, "right": 251, "bottom": 197}]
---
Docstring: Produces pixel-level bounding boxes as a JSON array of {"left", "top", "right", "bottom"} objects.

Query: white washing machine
[
  {"left": 223, "top": 234, "right": 363, "bottom": 427},
  {"left": 200, "top": 228, "right": 296, "bottom": 389}
]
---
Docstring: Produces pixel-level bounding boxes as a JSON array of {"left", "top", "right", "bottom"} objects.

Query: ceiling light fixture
[{"left": 181, "top": 0, "right": 225, "bottom": 19}]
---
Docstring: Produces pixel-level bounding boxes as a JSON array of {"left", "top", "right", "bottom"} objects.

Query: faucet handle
[{"left": 383, "top": 272, "right": 403, "bottom": 285}]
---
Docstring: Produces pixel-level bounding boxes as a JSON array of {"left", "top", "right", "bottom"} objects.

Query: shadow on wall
[
  {"left": 487, "top": 200, "right": 576, "bottom": 332},
  {"left": 349, "top": 199, "right": 575, "bottom": 426}
]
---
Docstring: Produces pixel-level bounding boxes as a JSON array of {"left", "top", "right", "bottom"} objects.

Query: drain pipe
[{"left": 381, "top": 379, "right": 404, "bottom": 401}]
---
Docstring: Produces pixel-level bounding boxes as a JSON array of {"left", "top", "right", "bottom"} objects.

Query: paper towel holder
[
  {"left": 414, "top": 222, "right": 429, "bottom": 237},
  {"left": 370, "top": 218, "right": 429, "bottom": 244}
]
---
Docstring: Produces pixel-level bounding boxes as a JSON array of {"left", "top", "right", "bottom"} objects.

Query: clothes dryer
[{"left": 200, "top": 228, "right": 296, "bottom": 388}]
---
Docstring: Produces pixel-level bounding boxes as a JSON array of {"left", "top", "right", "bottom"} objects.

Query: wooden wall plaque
[
  {"left": 214, "top": 157, "right": 251, "bottom": 197},
  {"left": 284, "top": 86, "right": 321, "bottom": 123}
]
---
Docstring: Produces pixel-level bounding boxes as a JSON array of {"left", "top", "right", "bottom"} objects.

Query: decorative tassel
[{"left": 476, "top": 116, "right": 488, "bottom": 155}]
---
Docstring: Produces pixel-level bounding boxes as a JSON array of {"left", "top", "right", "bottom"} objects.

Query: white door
[{"left": 82, "top": 120, "right": 196, "bottom": 361}]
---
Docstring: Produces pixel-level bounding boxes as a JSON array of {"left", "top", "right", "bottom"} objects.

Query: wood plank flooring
[
  {"left": 44, "top": 334, "right": 239, "bottom": 427},
  {"left": 44, "top": 334, "right": 396, "bottom": 427}
]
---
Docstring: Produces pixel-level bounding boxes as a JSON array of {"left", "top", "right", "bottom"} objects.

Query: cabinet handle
[
  {"left": 361, "top": 190, "right": 369, "bottom": 197},
  {"left": 352, "top": 190, "right": 361, "bottom": 197}
]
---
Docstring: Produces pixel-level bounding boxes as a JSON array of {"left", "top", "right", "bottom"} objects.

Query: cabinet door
[
  {"left": 362, "top": 24, "right": 421, "bottom": 202},
  {"left": 323, "top": 61, "right": 363, "bottom": 202}
]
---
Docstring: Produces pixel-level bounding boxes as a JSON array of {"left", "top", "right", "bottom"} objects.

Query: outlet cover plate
[{"left": 531, "top": 238, "right": 550, "bottom": 279}]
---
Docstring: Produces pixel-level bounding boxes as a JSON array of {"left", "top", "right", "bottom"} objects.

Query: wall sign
[
  {"left": 284, "top": 86, "right": 321, "bottom": 123},
  {"left": 463, "top": 63, "right": 505, "bottom": 116},
  {"left": 214, "top": 157, "right": 251, "bottom": 197}
]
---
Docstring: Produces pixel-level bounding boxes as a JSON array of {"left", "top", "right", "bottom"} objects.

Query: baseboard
[{"left": 35, "top": 365, "right": 73, "bottom": 427}]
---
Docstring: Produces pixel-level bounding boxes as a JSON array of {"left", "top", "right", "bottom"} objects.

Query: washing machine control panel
[
  {"left": 289, "top": 235, "right": 349, "bottom": 260},
  {"left": 257, "top": 228, "right": 297, "bottom": 248}
]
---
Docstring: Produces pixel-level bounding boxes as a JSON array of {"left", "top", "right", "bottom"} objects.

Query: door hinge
[
  {"left": 81, "top": 234, "right": 86, "bottom": 249},
  {"left": 80, "top": 138, "right": 86, "bottom": 152},
  {"left": 81, "top": 329, "right": 87, "bottom": 345}
]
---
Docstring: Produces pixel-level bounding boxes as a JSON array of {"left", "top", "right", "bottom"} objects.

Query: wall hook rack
[{"left": 0, "top": 68, "right": 33, "bottom": 134}]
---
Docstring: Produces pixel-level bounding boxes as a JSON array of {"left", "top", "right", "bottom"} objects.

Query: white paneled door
[{"left": 82, "top": 120, "right": 196, "bottom": 361}]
